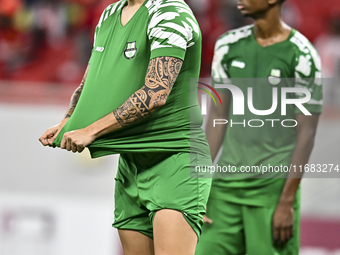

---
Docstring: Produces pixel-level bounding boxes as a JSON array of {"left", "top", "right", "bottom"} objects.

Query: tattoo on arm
[
  {"left": 113, "top": 56, "right": 183, "bottom": 127},
  {"left": 64, "top": 65, "right": 89, "bottom": 118}
]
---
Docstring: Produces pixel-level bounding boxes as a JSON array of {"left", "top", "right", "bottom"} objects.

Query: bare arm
[
  {"left": 39, "top": 65, "right": 89, "bottom": 146},
  {"left": 202, "top": 92, "right": 230, "bottom": 224},
  {"left": 64, "top": 65, "right": 89, "bottom": 118},
  {"left": 205, "top": 92, "right": 230, "bottom": 162},
  {"left": 60, "top": 56, "right": 183, "bottom": 153},
  {"left": 110, "top": 56, "right": 182, "bottom": 129},
  {"left": 273, "top": 114, "right": 320, "bottom": 243}
]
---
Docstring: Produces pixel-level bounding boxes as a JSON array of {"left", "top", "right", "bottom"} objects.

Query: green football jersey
[
  {"left": 52, "top": 0, "right": 210, "bottom": 158},
  {"left": 210, "top": 25, "right": 322, "bottom": 206}
]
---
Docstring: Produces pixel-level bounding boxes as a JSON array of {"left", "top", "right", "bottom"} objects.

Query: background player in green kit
[
  {"left": 196, "top": 0, "right": 322, "bottom": 254},
  {"left": 39, "top": 0, "right": 212, "bottom": 254}
]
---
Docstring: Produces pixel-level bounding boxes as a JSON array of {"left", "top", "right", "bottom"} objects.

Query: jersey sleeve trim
[
  {"left": 212, "top": 25, "right": 253, "bottom": 93},
  {"left": 290, "top": 31, "right": 323, "bottom": 114},
  {"left": 150, "top": 47, "right": 186, "bottom": 61},
  {"left": 146, "top": 0, "right": 200, "bottom": 59}
]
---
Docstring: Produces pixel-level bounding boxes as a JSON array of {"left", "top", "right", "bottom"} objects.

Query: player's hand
[
  {"left": 203, "top": 215, "right": 213, "bottom": 224},
  {"left": 39, "top": 119, "right": 68, "bottom": 147},
  {"left": 60, "top": 128, "right": 95, "bottom": 153},
  {"left": 203, "top": 206, "right": 213, "bottom": 224},
  {"left": 272, "top": 200, "right": 294, "bottom": 244}
]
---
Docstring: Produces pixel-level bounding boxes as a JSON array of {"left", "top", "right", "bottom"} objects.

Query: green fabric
[
  {"left": 196, "top": 194, "right": 300, "bottom": 255},
  {"left": 112, "top": 152, "right": 212, "bottom": 239},
  {"left": 209, "top": 25, "right": 322, "bottom": 205},
  {"left": 52, "top": 0, "right": 210, "bottom": 158}
]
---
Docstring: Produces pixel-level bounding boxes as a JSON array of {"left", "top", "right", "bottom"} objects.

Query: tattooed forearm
[
  {"left": 113, "top": 99, "right": 143, "bottom": 126},
  {"left": 113, "top": 56, "right": 183, "bottom": 127},
  {"left": 64, "top": 84, "right": 83, "bottom": 118},
  {"left": 64, "top": 65, "right": 89, "bottom": 118}
]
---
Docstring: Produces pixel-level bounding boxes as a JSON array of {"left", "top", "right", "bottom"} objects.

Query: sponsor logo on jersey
[
  {"left": 95, "top": 46, "right": 105, "bottom": 52},
  {"left": 124, "top": 41, "right": 137, "bottom": 59},
  {"left": 268, "top": 69, "right": 281, "bottom": 85},
  {"left": 231, "top": 60, "right": 246, "bottom": 69}
]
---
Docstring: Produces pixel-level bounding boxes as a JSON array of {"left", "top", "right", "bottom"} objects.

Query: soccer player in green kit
[
  {"left": 196, "top": 0, "right": 322, "bottom": 254},
  {"left": 39, "top": 0, "right": 212, "bottom": 254}
]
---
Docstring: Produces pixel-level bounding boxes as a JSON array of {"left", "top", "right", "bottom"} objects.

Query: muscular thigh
[
  {"left": 118, "top": 229, "right": 154, "bottom": 255},
  {"left": 153, "top": 209, "right": 197, "bottom": 255}
]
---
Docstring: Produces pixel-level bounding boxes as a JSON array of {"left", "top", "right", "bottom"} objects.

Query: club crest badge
[
  {"left": 124, "top": 41, "right": 137, "bottom": 59},
  {"left": 268, "top": 69, "right": 281, "bottom": 85}
]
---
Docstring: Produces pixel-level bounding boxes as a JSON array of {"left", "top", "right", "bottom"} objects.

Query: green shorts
[
  {"left": 196, "top": 195, "right": 300, "bottom": 255},
  {"left": 112, "top": 152, "right": 212, "bottom": 239}
]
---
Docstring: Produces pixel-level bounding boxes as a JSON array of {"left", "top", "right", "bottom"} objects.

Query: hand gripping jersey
[
  {"left": 211, "top": 25, "right": 323, "bottom": 206},
  {"left": 52, "top": 0, "right": 210, "bottom": 158}
]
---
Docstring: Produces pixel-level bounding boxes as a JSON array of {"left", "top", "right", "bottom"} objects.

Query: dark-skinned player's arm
[
  {"left": 205, "top": 93, "right": 231, "bottom": 163},
  {"left": 202, "top": 91, "right": 230, "bottom": 224},
  {"left": 39, "top": 65, "right": 90, "bottom": 147},
  {"left": 202, "top": 41, "right": 231, "bottom": 224},
  {"left": 272, "top": 113, "right": 320, "bottom": 244},
  {"left": 59, "top": 56, "right": 183, "bottom": 153},
  {"left": 207, "top": 44, "right": 232, "bottom": 162}
]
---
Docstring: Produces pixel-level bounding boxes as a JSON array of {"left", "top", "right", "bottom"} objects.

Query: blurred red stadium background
[{"left": 1, "top": 0, "right": 340, "bottom": 84}]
